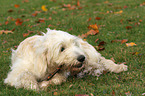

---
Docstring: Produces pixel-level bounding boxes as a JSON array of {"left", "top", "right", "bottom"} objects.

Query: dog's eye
[{"left": 61, "top": 47, "right": 65, "bottom": 52}]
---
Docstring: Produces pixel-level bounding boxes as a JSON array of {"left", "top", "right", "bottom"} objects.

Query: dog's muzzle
[
  {"left": 77, "top": 55, "right": 85, "bottom": 63},
  {"left": 74, "top": 63, "right": 83, "bottom": 68},
  {"left": 73, "top": 55, "right": 85, "bottom": 68}
]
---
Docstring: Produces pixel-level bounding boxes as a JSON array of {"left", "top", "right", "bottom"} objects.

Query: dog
[{"left": 4, "top": 28, "right": 127, "bottom": 91}]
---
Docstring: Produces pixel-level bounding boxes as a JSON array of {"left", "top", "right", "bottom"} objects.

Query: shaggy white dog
[{"left": 4, "top": 28, "right": 127, "bottom": 91}]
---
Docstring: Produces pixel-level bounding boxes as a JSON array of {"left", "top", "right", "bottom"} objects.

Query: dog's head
[{"left": 36, "top": 28, "right": 87, "bottom": 75}]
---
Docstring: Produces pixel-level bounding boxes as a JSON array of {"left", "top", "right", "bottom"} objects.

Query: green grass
[{"left": 0, "top": 0, "right": 145, "bottom": 95}]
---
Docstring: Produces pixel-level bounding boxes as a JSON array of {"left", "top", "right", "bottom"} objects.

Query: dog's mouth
[{"left": 73, "top": 63, "right": 83, "bottom": 68}]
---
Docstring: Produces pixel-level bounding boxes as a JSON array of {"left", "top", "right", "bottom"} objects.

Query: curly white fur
[{"left": 4, "top": 28, "right": 127, "bottom": 91}]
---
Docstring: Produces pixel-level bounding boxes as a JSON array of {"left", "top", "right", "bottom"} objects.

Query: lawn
[{"left": 0, "top": 0, "right": 145, "bottom": 95}]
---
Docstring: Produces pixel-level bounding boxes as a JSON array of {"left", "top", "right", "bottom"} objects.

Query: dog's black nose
[{"left": 77, "top": 55, "right": 85, "bottom": 62}]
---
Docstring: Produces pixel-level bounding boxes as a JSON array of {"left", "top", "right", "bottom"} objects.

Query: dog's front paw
[
  {"left": 39, "top": 81, "right": 52, "bottom": 90},
  {"left": 119, "top": 64, "right": 128, "bottom": 71}
]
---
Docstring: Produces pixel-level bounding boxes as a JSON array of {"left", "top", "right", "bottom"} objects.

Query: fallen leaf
[
  {"left": 104, "top": 1, "right": 109, "bottom": 3},
  {"left": 77, "top": 0, "right": 80, "bottom": 6},
  {"left": 120, "top": 19, "right": 123, "bottom": 24},
  {"left": 78, "top": 33, "right": 88, "bottom": 38},
  {"left": 75, "top": 94, "right": 89, "bottom": 96},
  {"left": 52, "top": 11, "right": 57, "bottom": 14},
  {"left": 131, "top": 52, "right": 143, "bottom": 56},
  {"left": 112, "top": 90, "right": 115, "bottom": 95},
  {"left": 5, "top": 21, "right": 9, "bottom": 25},
  {"left": 95, "top": 38, "right": 99, "bottom": 43},
  {"left": 98, "top": 41, "right": 106, "bottom": 47},
  {"left": 126, "top": 26, "right": 132, "bottom": 29},
  {"left": 63, "top": 4, "right": 71, "bottom": 8},
  {"left": 31, "top": 13, "right": 37, "bottom": 17},
  {"left": 97, "top": 47, "right": 105, "bottom": 51},
  {"left": 24, "top": 19, "right": 30, "bottom": 22},
  {"left": 126, "top": 42, "right": 137, "bottom": 47},
  {"left": 7, "top": 16, "right": 15, "bottom": 21},
  {"left": 132, "top": 52, "right": 139, "bottom": 55},
  {"left": 15, "top": 18, "right": 23, "bottom": 25},
  {"left": 53, "top": 92, "right": 58, "bottom": 95},
  {"left": 48, "top": 24, "right": 52, "bottom": 27},
  {"left": 139, "top": 19, "right": 142, "bottom": 22},
  {"left": 22, "top": 0, "right": 29, "bottom": 3},
  {"left": 27, "top": 30, "right": 34, "bottom": 34},
  {"left": 8, "top": 9, "right": 14, "bottom": 12},
  {"left": 23, "top": 33, "right": 29, "bottom": 37},
  {"left": 2, "top": 40, "right": 8, "bottom": 44},
  {"left": 87, "top": 29, "right": 99, "bottom": 35},
  {"left": 14, "top": 4, "right": 20, "bottom": 8},
  {"left": 121, "top": 39, "right": 128, "bottom": 44},
  {"left": 78, "top": 7, "right": 83, "bottom": 9},
  {"left": 111, "top": 40, "right": 121, "bottom": 43},
  {"left": 48, "top": 17, "right": 52, "bottom": 20},
  {"left": 68, "top": 28, "right": 73, "bottom": 31},
  {"left": 123, "top": 5, "right": 128, "bottom": 9},
  {"left": 69, "top": 84, "right": 73, "bottom": 88},
  {"left": 125, "top": 91, "right": 132, "bottom": 96},
  {"left": 0, "top": 30, "right": 13, "bottom": 35},
  {"left": 90, "top": 93, "right": 94, "bottom": 96},
  {"left": 11, "top": 28, "right": 16, "bottom": 31},
  {"left": 140, "top": 2, "right": 145, "bottom": 6},
  {"left": 36, "top": 18, "right": 45, "bottom": 23},
  {"left": 114, "top": 10, "right": 123, "bottom": 14},
  {"left": 95, "top": 17, "right": 101, "bottom": 20},
  {"left": 87, "top": 18, "right": 91, "bottom": 22},
  {"left": 88, "top": 24, "right": 99, "bottom": 30},
  {"left": 41, "top": 5, "right": 48, "bottom": 11},
  {"left": 111, "top": 39, "right": 128, "bottom": 44}
]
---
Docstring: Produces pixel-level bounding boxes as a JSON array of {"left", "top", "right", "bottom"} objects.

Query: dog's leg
[
  {"left": 100, "top": 57, "right": 128, "bottom": 73},
  {"left": 18, "top": 71, "right": 40, "bottom": 91},
  {"left": 39, "top": 73, "right": 66, "bottom": 90},
  {"left": 5, "top": 71, "right": 39, "bottom": 91}
]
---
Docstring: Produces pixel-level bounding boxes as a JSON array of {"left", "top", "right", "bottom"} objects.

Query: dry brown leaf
[
  {"left": 0, "top": 30, "right": 13, "bottom": 35},
  {"left": 15, "top": 18, "right": 23, "bottom": 25},
  {"left": 121, "top": 39, "right": 128, "bottom": 44},
  {"left": 77, "top": 0, "right": 80, "bottom": 6},
  {"left": 87, "top": 29, "right": 99, "bottom": 35},
  {"left": 31, "top": 13, "right": 37, "bottom": 17},
  {"left": 98, "top": 41, "right": 106, "bottom": 47},
  {"left": 97, "top": 47, "right": 105, "bottom": 51},
  {"left": 111, "top": 40, "right": 121, "bottom": 43},
  {"left": 8, "top": 9, "right": 14, "bottom": 12},
  {"left": 95, "top": 38, "right": 99, "bottom": 43},
  {"left": 95, "top": 17, "right": 101, "bottom": 20},
  {"left": 75, "top": 94, "right": 89, "bottom": 96},
  {"left": 5, "top": 21, "right": 9, "bottom": 25},
  {"left": 14, "top": 4, "right": 20, "bottom": 8},
  {"left": 78, "top": 33, "right": 88, "bottom": 38},
  {"left": 23, "top": 33, "right": 29, "bottom": 37},
  {"left": 88, "top": 24, "right": 99, "bottom": 30},
  {"left": 63, "top": 4, "right": 71, "bottom": 8},
  {"left": 126, "top": 26, "right": 132, "bottom": 29},
  {"left": 87, "top": 18, "right": 91, "bottom": 22},
  {"left": 126, "top": 42, "right": 137, "bottom": 47},
  {"left": 53, "top": 92, "right": 58, "bottom": 95}
]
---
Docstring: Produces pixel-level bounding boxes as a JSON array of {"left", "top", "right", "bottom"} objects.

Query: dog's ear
[{"left": 32, "top": 36, "right": 52, "bottom": 74}]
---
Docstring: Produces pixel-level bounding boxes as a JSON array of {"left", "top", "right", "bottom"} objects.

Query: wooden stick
[{"left": 46, "top": 64, "right": 63, "bottom": 80}]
